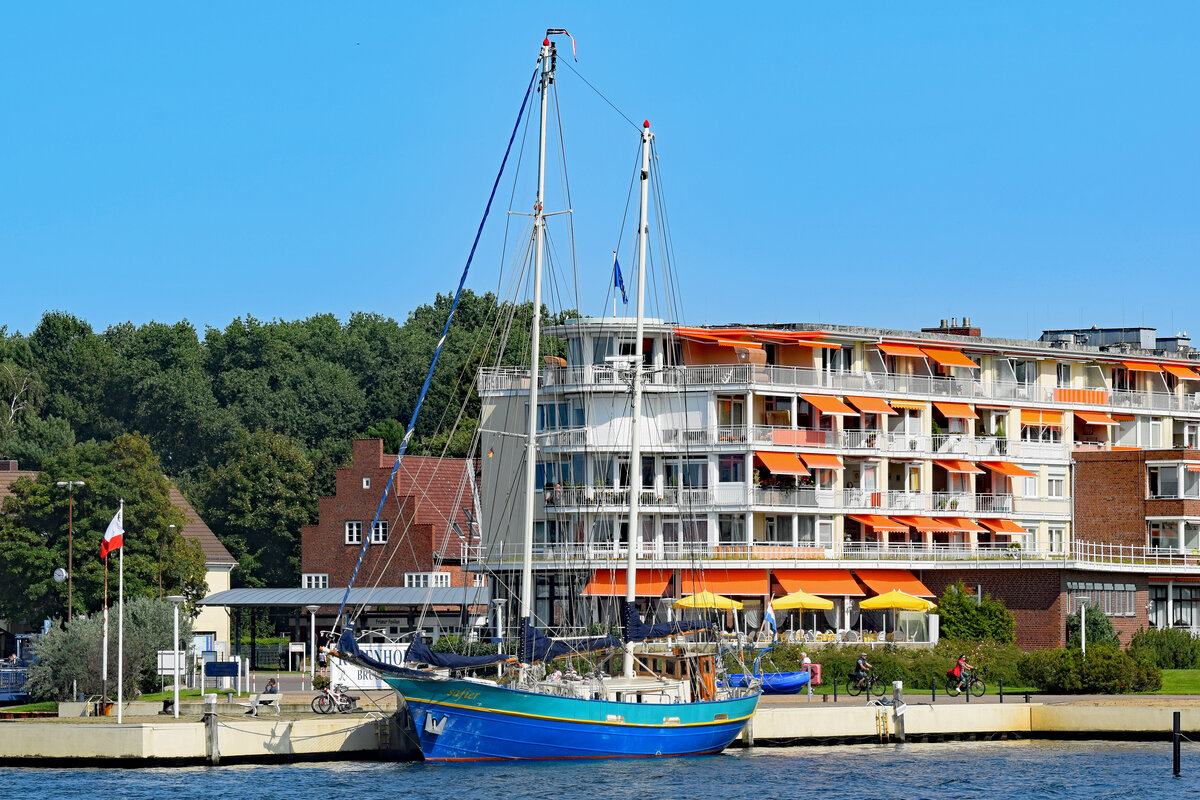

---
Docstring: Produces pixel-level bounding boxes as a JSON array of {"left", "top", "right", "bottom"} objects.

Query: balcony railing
[
  {"left": 542, "top": 486, "right": 716, "bottom": 509},
  {"left": 481, "top": 363, "right": 1200, "bottom": 416},
  {"left": 1072, "top": 541, "right": 1200, "bottom": 567}
]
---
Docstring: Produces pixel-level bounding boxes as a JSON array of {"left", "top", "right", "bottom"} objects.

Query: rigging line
[
  {"left": 334, "top": 62, "right": 540, "bottom": 628},
  {"left": 550, "top": 81, "right": 584, "bottom": 327},
  {"left": 558, "top": 58, "right": 641, "bottom": 133},
  {"left": 495, "top": 86, "right": 538, "bottom": 296}
]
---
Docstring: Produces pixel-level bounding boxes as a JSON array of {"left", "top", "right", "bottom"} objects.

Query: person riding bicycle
[
  {"left": 947, "top": 653, "right": 975, "bottom": 695},
  {"left": 852, "top": 653, "right": 873, "bottom": 690}
]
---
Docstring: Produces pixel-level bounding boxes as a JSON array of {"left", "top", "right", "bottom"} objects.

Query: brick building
[{"left": 299, "top": 439, "right": 487, "bottom": 638}]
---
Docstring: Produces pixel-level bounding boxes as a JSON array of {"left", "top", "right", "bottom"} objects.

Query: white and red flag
[{"left": 100, "top": 505, "right": 124, "bottom": 558}]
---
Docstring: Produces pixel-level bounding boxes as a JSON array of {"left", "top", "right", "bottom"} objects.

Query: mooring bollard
[
  {"left": 1174, "top": 710, "right": 1181, "bottom": 777},
  {"left": 931, "top": 677, "right": 936, "bottom": 703},
  {"left": 833, "top": 679, "right": 838, "bottom": 703},
  {"left": 893, "top": 681, "right": 906, "bottom": 744},
  {"left": 965, "top": 682, "right": 970, "bottom": 703},
  {"left": 1024, "top": 692, "right": 1031, "bottom": 703},
  {"left": 204, "top": 693, "right": 220, "bottom": 766},
  {"left": 999, "top": 679, "right": 1004, "bottom": 703}
]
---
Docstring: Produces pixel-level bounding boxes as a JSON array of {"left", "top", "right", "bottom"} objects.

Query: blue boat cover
[
  {"left": 623, "top": 602, "right": 710, "bottom": 642},
  {"left": 338, "top": 627, "right": 509, "bottom": 672},
  {"left": 519, "top": 619, "right": 621, "bottom": 664}
]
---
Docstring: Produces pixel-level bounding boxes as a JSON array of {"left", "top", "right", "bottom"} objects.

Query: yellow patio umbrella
[
  {"left": 772, "top": 590, "right": 834, "bottom": 611},
  {"left": 859, "top": 590, "right": 936, "bottom": 612},
  {"left": 673, "top": 591, "right": 743, "bottom": 610}
]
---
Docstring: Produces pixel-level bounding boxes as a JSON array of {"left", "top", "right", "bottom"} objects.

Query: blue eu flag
[{"left": 614, "top": 258, "right": 628, "bottom": 304}]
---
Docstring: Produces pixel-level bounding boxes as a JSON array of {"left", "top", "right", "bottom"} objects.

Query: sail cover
[
  {"left": 623, "top": 602, "right": 710, "bottom": 641},
  {"left": 519, "top": 620, "right": 621, "bottom": 664},
  {"left": 337, "top": 627, "right": 510, "bottom": 672}
]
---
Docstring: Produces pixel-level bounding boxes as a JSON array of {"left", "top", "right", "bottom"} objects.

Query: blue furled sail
[
  {"left": 404, "top": 636, "right": 513, "bottom": 669},
  {"left": 623, "top": 603, "right": 710, "bottom": 642},
  {"left": 519, "top": 620, "right": 621, "bottom": 663}
]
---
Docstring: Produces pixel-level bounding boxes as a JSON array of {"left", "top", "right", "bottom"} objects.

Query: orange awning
[
  {"left": 1122, "top": 361, "right": 1162, "bottom": 373},
  {"left": 933, "top": 402, "right": 978, "bottom": 419},
  {"left": 921, "top": 348, "right": 979, "bottom": 369},
  {"left": 979, "top": 519, "right": 1028, "bottom": 535},
  {"left": 800, "top": 453, "right": 844, "bottom": 470},
  {"left": 1164, "top": 364, "right": 1200, "bottom": 380},
  {"left": 946, "top": 517, "right": 989, "bottom": 533},
  {"left": 891, "top": 515, "right": 959, "bottom": 533},
  {"left": 878, "top": 342, "right": 926, "bottom": 358},
  {"left": 754, "top": 451, "right": 809, "bottom": 476},
  {"left": 1186, "top": 464, "right": 1200, "bottom": 473},
  {"left": 847, "top": 514, "right": 909, "bottom": 532},
  {"left": 1112, "top": 413, "right": 1135, "bottom": 421},
  {"left": 855, "top": 569, "right": 935, "bottom": 598},
  {"left": 1076, "top": 410, "right": 1118, "bottom": 426},
  {"left": 889, "top": 400, "right": 926, "bottom": 410},
  {"left": 802, "top": 394, "right": 858, "bottom": 416},
  {"left": 678, "top": 569, "right": 769, "bottom": 596},
  {"left": 582, "top": 569, "right": 671, "bottom": 597},
  {"left": 774, "top": 568, "right": 865, "bottom": 597},
  {"left": 1020, "top": 409, "right": 1063, "bottom": 426},
  {"left": 846, "top": 396, "right": 897, "bottom": 415},
  {"left": 934, "top": 459, "right": 985, "bottom": 474},
  {"left": 980, "top": 461, "right": 1037, "bottom": 478}
]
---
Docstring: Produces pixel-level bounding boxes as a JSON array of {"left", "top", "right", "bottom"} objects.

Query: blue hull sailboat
[{"left": 329, "top": 30, "right": 760, "bottom": 762}]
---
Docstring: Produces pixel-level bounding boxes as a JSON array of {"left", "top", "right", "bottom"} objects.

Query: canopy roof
[
  {"left": 198, "top": 586, "right": 491, "bottom": 608},
  {"left": 581, "top": 569, "right": 670, "bottom": 597},
  {"left": 855, "top": 569, "right": 935, "bottom": 598}
]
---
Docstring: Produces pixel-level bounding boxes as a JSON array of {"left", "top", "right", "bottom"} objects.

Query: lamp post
[
  {"left": 307, "top": 605, "right": 320, "bottom": 684},
  {"left": 1075, "top": 597, "right": 1088, "bottom": 656},
  {"left": 166, "top": 595, "right": 185, "bottom": 719},
  {"left": 55, "top": 480, "right": 85, "bottom": 619},
  {"left": 159, "top": 524, "right": 175, "bottom": 598}
]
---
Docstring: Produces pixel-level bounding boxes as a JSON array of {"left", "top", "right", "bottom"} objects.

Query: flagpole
[
  {"left": 117, "top": 498, "right": 124, "bottom": 725},
  {"left": 102, "top": 557, "right": 108, "bottom": 708},
  {"left": 612, "top": 251, "right": 617, "bottom": 318}
]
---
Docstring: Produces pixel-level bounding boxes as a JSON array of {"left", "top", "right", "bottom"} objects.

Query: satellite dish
[{"left": 53, "top": 567, "right": 68, "bottom": 584}]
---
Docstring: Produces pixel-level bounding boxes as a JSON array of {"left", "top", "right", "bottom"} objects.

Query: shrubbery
[
  {"left": 1066, "top": 605, "right": 1120, "bottom": 648},
  {"left": 1019, "top": 645, "right": 1161, "bottom": 693},
  {"left": 937, "top": 583, "right": 1016, "bottom": 644},
  {"left": 1127, "top": 627, "right": 1200, "bottom": 669}
]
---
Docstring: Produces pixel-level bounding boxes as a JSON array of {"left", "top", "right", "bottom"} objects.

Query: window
[
  {"left": 816, "top": 517, "right": 835, "bottom": 549},
  {"left": 1149, "top": 466, "right": 1180, "bottom": 498},
  {"left": 1013, "top": 359, "right": 1037, "bottom": 385},
  {"left": 717, "top": 396, "right": 745, "bottom": 428},
  {"left": 718, "top": 455, "right": 745, "bottom": 483},
  {"left": 1056, "top": 363, "right": 1072, "bottom": 388},
  {"left": 473, "top": 572, "right": 489, "bottom": 587},
  {"left": 822, "top": 344, "right": 853, "bottom": 373},
  {"left": 345, "top": 521, "right": 363, "bottom": 545},
  {"left": 762, "top": 515, "right": 793, "bottom": 544},
  {"left": 1066, "top": 581, "right": 1135, "bottom": 617},
  {"left": 404, "top": 572, "right": 451, "bottom": 588},
  {"left": 362, "top": 477, "right": 371, "bottom": 489},
  {"left": 1149, "top": 521, "right": 1171, "bottom": 549},
  {"left": 302, "top": 573, "right": 329, "bottom": 589},
  {"left": 1048, "top": 525, "right": 1065, "bottom": 554},
  {"left": 1173, "top": 585, "right": 1200, "bottom": 627},
  {"left": 1047, "top": 470, "right": 1066, "bottom": 499},
  {"left": 371, "top": 520, "right": 389, "bottom": 544},
  {"left": 718, "top": 514, "right": 745, "bottom": 545},
  {"left": 1015, "top": 467, "right": 1038, "bottom": 498},
  {"left": 1186, "top": 468, "right": 1200, "bottom": 499}
]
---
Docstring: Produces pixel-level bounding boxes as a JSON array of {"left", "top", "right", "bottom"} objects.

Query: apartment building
[{"left": 475, "top": 317, "right": 1200, "bottom": 649}]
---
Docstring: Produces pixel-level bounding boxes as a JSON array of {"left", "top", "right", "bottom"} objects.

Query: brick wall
[
  {"left": 1074, "top": 450, "right": 1146, "bottom": 546},
  {"left": 919, "top": 568, "right": 1066, "bottom": 650}
]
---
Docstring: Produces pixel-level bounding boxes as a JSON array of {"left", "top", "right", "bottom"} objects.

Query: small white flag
[{"left": 101, "top": 506, "right": 124, "bottom": 558}]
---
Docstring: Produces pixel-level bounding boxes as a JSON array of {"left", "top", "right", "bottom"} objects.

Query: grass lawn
[
  {"left": 1155, "top": 669, "right": 1200, "bottom": 694},
  {"left": 137, "top": 689, "right": 207, "bottom": 702},
  {"left": 1, "top": 701, "right": 57, "bottom": 713}
]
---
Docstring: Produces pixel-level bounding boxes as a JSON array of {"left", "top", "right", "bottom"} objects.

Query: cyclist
[
  {"left": 851, "top": 652, "right": 873, "bottom": 690},
  {"left": 947, "top": 653, "right": 975, "bottom": 695}
]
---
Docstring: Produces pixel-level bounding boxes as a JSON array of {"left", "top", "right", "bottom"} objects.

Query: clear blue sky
[{"left": 2, "top": 3, "right": 1197, "bottom": 341}]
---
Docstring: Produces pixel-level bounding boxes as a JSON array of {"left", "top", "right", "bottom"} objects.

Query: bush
[
  {"left": 1127, "top": 627, "right": 1200, "bottom": 669},
  {"left": 1018, "top": 645, "right": 1161, "bottom": 693},
  {"left": 937, "top": 583, "right": 1016, "bottom": 644},
  {"left": 1066, "top": 605, "right": 1119, "bottom": 648},
  {"left": 431, "top": 635, "right": 500, "bottom": 657}
]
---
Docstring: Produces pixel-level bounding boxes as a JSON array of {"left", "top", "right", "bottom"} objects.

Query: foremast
[
  {"left": 623, "top": 120, "right": 652, "bottom": 679},
  {"left": 519, "top": 34, "right": 557, "bottom": 677}
]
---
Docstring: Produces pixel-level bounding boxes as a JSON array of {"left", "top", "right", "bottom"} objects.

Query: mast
[
  {"left": 519, "top": 36, "right": 555, "bottom": 664},
  {"left": 623, "top": 120, "right": 652, "bottom": 679}
]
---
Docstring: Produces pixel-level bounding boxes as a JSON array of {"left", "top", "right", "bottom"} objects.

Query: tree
[
  {"left": 1067, "top": 604, "right": 1120, "bottom": 648},
  {"left": 0, "top": 433, "right": 207, "bottom": 623},
  {"left": 936, "top": 582, "right": 1016, "bottom": 643},
  {"left": 193, "top": 430, "right": 316, "bottom": 588}
]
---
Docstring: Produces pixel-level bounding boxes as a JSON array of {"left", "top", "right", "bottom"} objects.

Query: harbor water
[{"left": 2, "top": 740, "right": 1195, "bottom": 799}]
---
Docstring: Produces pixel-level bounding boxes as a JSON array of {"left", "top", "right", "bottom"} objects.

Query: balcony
[
  {"left": 541, "top": 486, "right": 716, "bottom": 510},
  {"left": 480, "top": 363, "right": 1200, "bottom": 417},
  {"left": 752, "top": 486, "right": 838, "bottom": 509}
]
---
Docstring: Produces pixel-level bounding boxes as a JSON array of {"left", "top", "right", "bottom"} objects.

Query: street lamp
[
  {"left": 55, "top": 480, "right": 85, "bottom": 618},
  {"left": 1074, "top": 597, "right": 1088, "bottom": 656},
  {"left": 306, "top": 605, "right": 320, "bottom": 684},
  {"left": 160, "top": 524, "right": 176, "bottom": 598},
  {"left": 166, "top": 595, "right": 185, "bottom": 719}
]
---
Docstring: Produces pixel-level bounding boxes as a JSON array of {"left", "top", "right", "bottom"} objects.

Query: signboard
[
  {"left": 204, "top": 662, "right": 239, "bottom": 678},
  {"left": 157, "top": 650, "right": 182, "bottom": 676},
  {"left": 329, "top": 642, "right": 409, "bottom": 690},
  {"left": 289, "top": 642, "right": 306, "bottom": 654}
]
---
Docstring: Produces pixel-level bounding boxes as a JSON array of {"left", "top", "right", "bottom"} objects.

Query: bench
[{"left": 239, "top": 692, "right": 281, "bottom": 716}]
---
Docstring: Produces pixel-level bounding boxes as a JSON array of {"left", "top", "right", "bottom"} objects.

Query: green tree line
[{"left": 1, "top": 291, "right": 562, "bottom": 609}]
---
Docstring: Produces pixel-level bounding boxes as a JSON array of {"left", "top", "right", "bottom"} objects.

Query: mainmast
[
  {"left": 519, "top": 35, "right": 556, "bottom": 666},
  {"left": 623, "top": 120, "right": 652, "bottom": 679}
]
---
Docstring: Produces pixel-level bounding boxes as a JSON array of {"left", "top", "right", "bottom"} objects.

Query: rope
[{"left": 333, "top": 62, "right": 540, "bottom": 628}]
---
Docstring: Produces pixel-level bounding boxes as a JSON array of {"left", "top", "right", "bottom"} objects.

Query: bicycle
[
  {"left": 311, "top": 683, "right": 360, "bottom": 713},
  {"left": 845, "top": 669, "right": 885, "bottom": 697},
  {"left": 944, "top": 669, "right": 986, "bottom": 698}
]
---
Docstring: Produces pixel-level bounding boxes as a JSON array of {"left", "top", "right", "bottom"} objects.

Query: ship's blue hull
[{"left": 385, "top": 675, "right": 760, "bottom": 761}]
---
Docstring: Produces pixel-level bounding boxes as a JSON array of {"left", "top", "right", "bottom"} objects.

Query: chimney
[
  {"left": 0, "top": 460, "right": 17, "bottom": 472},
  {"left": 922, "top": 316, "right": 982, "bottom": 338}
]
